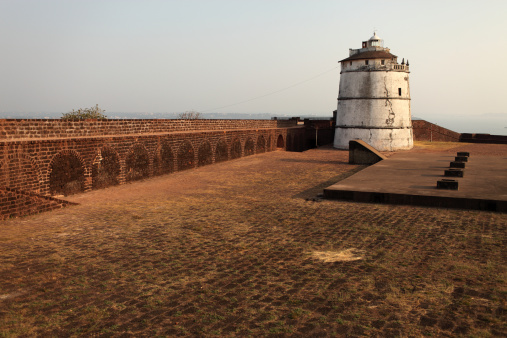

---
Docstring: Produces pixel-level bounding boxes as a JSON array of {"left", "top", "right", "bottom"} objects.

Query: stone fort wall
[
  {"left": 412, "top": 120, "right": 461, "bottom": 142},
  {"left": 0, "top": 186, "right": 75, "bottom": 220},
  {"left": 0, "top": 119, "right": 304, "bottom": 209},
  {"left": 0, "top": 119, "right": 297, "bottom": 139}
]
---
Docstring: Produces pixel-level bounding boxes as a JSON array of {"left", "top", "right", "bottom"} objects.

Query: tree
[
  {"left": 61, "top": 104, "right": 107, "bottom": 120},
  {"left": 177, "top": 110, "right": 202, "bottom": 119}
]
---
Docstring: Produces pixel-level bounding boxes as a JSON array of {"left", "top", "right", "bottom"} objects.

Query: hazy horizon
[
  {"left": 2, "top": 111, "right": 505, "bottom": 136},
  {"left": 1, "top": 1, "right": 506, "bottom": 135}
]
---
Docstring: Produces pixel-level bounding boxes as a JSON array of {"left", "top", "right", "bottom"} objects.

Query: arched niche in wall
[
  {"left": 125, "top": 143, "right": 150, "bottom": 182},
  {"left": 198, "top": 140, "right": 213, "bottom": 167},
  {"left": 230, "top": 138, "right": 242, "bottom": 159},
  {"left": 214, "top": 138, "right": 228, "bottom": 163},
  {"left": 256, "top": 135, "right": 266, "bottom": 154},
  {"left": 92, "top": 147, "right": 120, "bottom": 189},
  {"left": 49, "top": 151, "right": 85, "bottom": 196},
  {"left": 244, "top": 137, "right": 255, "bottom": 156},
  {"left": 0, "top": 154, "right": 40, "bottom": 193},
  {"left": 276, "top": 135, "right": 284, "bottom": 149},
  {"left": 154, "top": 141, "right": 174, "bottom": 176},
  {"left": 177, "top": 141, "right": 195, "bottom": 171}
]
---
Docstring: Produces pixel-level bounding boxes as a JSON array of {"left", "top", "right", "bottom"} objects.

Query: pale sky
[{"left": 1, "top": 0, "right": 506, "bottom": 134}]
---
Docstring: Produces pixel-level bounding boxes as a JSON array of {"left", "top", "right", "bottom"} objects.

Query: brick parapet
[
  {"left": 412, "top": 120, "right": 460, "bottom": 142},
  {"left": 0, "top": 126, "right": 299, "bottom": 198},
  {"left": 0, "top": 119, "right": 297, "bottom": 140}
]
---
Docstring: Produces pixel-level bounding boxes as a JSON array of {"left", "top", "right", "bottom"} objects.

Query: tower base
[{"left": 334, "top": 127, "right": 413, "bottom": 151}]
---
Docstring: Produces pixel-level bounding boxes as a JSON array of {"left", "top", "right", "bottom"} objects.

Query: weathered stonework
[
  {"left": 412, "top": 120, "right": 460, "bottom": 142},
  {"left": 0, "top": 119, "right": 303, "bottom": 200},
  {"left": 334, "top": 33, "right": 414, "bottom": 151}
]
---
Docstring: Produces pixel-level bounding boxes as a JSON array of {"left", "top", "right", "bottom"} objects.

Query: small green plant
[{"left": 61, "top": 104, "right": 107, "bottom": 120}]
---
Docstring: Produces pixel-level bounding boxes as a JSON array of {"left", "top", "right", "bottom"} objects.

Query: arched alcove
[
  {"left": 126, "top": 144, "right": 150, "bottom": 182},
  {"left": 49, "top": 151, "right": 85, "bottom": 195},
  {"left": 177, "top": 141, "right": 195, "bottom": 171},
  {"left": 198, "top": 140, "right": 212, "bottom": 167},
  {"left": 92, "top": 147, "right": 120, "bottom": 189},
  {"left": 256, "top": 135, "right": 266, "bottom": 154},
  {"left": 230, "top": 138, "right": 242, "bottom": 159},
  {"left": 276, "top": 135, "right": 284, "bottom": 149},
  {"left": 215, "top": 138, "right": 228, "bottom": 163},
  {"left": 244, "top": 137, "right": 255, "bottom": 156},
  {"left": 154, "top": 141, "right": 174, "bottom": 176}
]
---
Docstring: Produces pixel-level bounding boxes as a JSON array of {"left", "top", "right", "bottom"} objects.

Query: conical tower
[{"left": 333, "top": 32, "right": 413, "bottom": 151}]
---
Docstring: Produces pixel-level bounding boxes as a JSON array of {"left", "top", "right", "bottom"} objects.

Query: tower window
[
  {"left": 350, "top": 61, "right": 352, "bottom": 66},
  {"left": 365, "top": 60, "right": 369, "bottom": 65},
  {"left": 398, "top": 88, "right": 402, "bottom": 96}
]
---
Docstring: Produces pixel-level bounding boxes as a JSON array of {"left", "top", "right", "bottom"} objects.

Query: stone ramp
[
  {"left": 0, "top": 187, "right": 77, "bottom": 220},
  {"left": 324, "top": 152, "right": 507, "bottom": 212},
  {"left": 348, "top": 139, "right": 387, "bottom": 164}
]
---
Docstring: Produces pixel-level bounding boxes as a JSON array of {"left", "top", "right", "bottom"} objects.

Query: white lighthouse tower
[{"left": 333, "top": 32, "right": 413, "bottom": 151}]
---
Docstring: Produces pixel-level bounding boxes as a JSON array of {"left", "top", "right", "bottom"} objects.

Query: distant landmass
[
  {"left": 0, "top": 112, "right": 333, "bottom": 121},
  {"left": 0, "top": 112, "right": 505, "bottom": 135}
]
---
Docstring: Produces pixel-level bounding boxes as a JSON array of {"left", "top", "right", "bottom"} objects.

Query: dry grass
[
  {"left": 312, "top": 249, "right": 365, "bottom": 262},
  {"left": 0, "top": 144, "right": 506, "bottom": 336}
]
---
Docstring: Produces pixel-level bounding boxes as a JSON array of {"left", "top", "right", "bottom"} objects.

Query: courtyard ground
[{"left": 0, "top": 142, "right": 506, "bottom": 336}]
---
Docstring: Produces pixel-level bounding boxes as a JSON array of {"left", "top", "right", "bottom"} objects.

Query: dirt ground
[{"left": 1, "top": 142, "right": 506, "bottom": 337}]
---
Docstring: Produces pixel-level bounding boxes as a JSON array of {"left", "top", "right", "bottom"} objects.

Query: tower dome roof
[{"left": 369, "top": 32, "right": 381, "bottom": 41}]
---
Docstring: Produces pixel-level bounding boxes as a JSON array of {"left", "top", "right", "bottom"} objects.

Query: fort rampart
[
  {"left": 0, "top": 119, "right": 297, "bottom": 139},
  {"left": 0, "top": 119, "right": 303, "bottom": 210},
  {"left": 412, "top": 120, "right": 461, "bottom": 142}
]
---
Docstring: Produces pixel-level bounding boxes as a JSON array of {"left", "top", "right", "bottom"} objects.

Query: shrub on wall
[
  {"left": 177, "top": 111, "right": 201, "bottom": 119},
  {"left": 61, "top": 104, "right": 107, "bottom": 120}
]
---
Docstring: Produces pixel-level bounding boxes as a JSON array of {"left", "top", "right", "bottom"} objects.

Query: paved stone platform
[{"left": 324, "top": 152, "right": 507, "bottom": 212}]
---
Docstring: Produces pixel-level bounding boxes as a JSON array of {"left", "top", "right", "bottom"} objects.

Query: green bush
[{"left": 61, "top": 104, "right": 107, "bottom": 120}]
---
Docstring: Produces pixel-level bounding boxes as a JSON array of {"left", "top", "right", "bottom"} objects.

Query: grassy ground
[{"left": 0, "top": 143, "right": 506, "bottom": 337}]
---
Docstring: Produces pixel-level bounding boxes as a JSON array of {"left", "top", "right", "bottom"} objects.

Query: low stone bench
[
  {"left": 445, "top": 168, "right": 464, "bottom": 177},
  {"left": 450, "top": 161, "right": 466, "bottom": 169},
  {"left": 437, "top": 179, "right": 459, "bottom": 190}
]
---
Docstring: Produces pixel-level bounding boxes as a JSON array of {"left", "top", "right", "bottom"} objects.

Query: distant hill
[{"left": 0, "top": 112, "right": 332, "bottom": 120}]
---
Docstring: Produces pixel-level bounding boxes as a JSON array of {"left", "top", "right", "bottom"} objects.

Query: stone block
[
  {"left": 457, "top": 152, "right": 470, "bottom": 157},
  {"left": 348, "top": 139, "right": 387, "bottom": 165},
  {"left": 455, "top": 156, "right": 468, "bottom": 162},
  {"left": 444, "top": 168, "right": 464, "bottom": 177},
  {"left": 437, "top": 179, "right": 459, "bottom": 190},
  {"left": 450, "top": 161, "right": 465, "bottom": 168}
]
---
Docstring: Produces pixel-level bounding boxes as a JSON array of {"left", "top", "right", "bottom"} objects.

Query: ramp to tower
[{"left": 348, "top": 139, "right": 387, "bottom": 164}]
